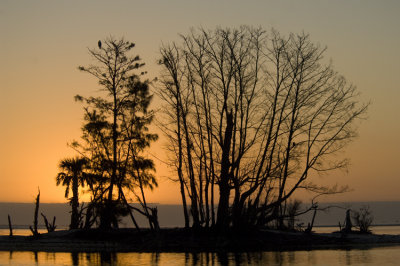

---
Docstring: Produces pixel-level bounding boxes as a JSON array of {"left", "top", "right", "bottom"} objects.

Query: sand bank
[{"left": 1, "top": 228, "right": 400, "bottom": 253}]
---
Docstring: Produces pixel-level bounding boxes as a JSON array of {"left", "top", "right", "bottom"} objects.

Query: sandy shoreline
[{"left": 1, "top": 229, "right": 400, "bottom": 253}]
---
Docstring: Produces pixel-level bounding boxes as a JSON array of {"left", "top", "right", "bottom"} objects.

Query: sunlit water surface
[{"left": 1, "top": 247, "right": 400, "bottom": 265}]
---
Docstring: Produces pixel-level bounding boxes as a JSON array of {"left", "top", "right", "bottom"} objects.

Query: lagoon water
[
  {"left": 1, "top": 227, "right": 400, "bottom": 265},
  {"left": 1, "top": 202, "right": 400, "bottom": 265},
  {"left": 1, "top": 246, "right": 400, "bottom": 265}
]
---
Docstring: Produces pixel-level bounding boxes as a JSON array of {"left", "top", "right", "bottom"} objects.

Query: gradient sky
[{"left": 1, "top": 0, "right": 399, "bottom": 204}]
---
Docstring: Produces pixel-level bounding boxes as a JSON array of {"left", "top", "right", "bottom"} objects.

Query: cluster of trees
[
  {"left": 56, "top": 38, "right": 158, "bottom": 230},
  {"left": 56, "top": 26, "right": 367, "bottom": 232},
  {"left": 157, "top": 26, "right": 368, "bottom": 230}
]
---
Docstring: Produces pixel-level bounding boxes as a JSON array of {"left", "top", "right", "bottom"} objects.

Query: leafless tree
[
  {"left": 352, "top": 206, "right": 373, "bottom": 233},
  {"left": 157, "top": 26, "right": 368, "bottom": 231}
]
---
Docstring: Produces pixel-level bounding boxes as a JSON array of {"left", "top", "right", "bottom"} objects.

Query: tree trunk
[
  {"left": 70, "top": 176, "right": 79, "bottom": 229},
  {"left": 84, "top": 202, "right": 94, "bottom": 229},
  {"left": 103, "top": 72, "right": 118, "bottom": 230},
  {"left": 175, "top": 83, "right": 190, "bottom": 228},
  {"left": 216, "top": 110, "right": 233, "bottom": 231},
  {"left": 179, "top": 176, "right": 190, "bottom": 228},
  {"left": 182, "top": 118, "right": 200, "bottom": 229}
]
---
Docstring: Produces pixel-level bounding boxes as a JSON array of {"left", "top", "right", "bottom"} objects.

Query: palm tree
[{"left": 56, "top": 157, "right": 88, "bottom": 229}]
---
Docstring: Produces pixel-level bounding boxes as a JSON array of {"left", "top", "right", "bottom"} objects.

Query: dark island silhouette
[{"left": 3, "top": 26, "right": 392, "bottom": 253}]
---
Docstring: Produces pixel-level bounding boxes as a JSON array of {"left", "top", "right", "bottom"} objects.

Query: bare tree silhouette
[
  {"left": 157, "top": 26, "right": 368, "bottom": 231},
  {"left": 352, "top": 206, "right": 373, "bottom": 233}
]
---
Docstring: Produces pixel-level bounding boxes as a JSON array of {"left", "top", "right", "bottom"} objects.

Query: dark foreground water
[
  {"left": 1, "top": 247, "right": 400, "bottom": 265},
  {"left": 1, "top": 226, "right": 400, "bottom": 265}
]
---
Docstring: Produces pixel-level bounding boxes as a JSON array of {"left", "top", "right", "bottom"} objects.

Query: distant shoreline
[
  {"left": 313, "top": 224, "right": 400, "bottom": 227},
  {"left": 1, "top": 224, "right": 400, "bottom": 230}
]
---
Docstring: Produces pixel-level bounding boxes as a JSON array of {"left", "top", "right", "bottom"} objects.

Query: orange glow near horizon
[{"left": 1, "top": 1, "right": 399, "bottom": 204}]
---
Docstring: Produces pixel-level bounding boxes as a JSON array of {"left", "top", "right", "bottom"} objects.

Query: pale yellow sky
[{"left": 0, "top": 0, "right": 399, "bottom": 203}]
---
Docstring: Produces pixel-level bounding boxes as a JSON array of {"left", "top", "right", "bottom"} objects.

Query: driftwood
[
  {"left": 29, "top": 189, "right": 40, "bottom": 237},
  {"left": 8, "top": 215, "right": 13, "bottom": 236},
  {"left": 342, "top": 209, "right": 353, "bottom": 233},
  {"left": 41, "top": 213, "right": 57, "bottom": 232},
  {"left": 305, "top": 205, "right": 318, "bottom": 234}
]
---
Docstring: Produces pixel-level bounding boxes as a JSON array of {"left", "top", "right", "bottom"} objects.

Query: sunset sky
[{"left": 1, "top": 0, "right": 399, "bottom": 204}]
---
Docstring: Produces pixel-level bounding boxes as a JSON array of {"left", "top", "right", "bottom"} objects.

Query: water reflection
[
  {"left": 152, "top": 252, "right": 160, "bottom": 264},
  {"left": 0, "top": 247, "right": 400, "bottom": 265},
  {"left": 71, "top": 252, "right": 78, "bottom": 265},
  {"left": 33, "top": 251, "right": 38, "bottom": 264},
  {"left": 342, "top": 248, "right": 373, "bottom": 265}
]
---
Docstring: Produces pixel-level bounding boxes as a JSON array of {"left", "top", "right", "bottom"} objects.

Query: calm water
[
  {"left": 1, "top": 247, "right": 400, "bottom": 265},
  {"left": 1, "top": 227, "right": 400, "bottom": 265}
]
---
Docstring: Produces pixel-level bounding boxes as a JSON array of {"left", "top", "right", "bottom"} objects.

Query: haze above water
[{"left": 1, "top": 201, "right": 400, "bottom": 229}]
